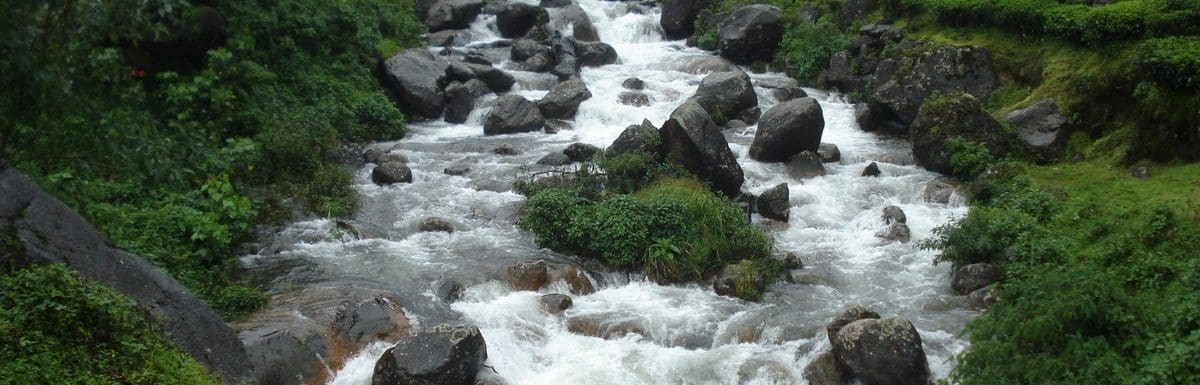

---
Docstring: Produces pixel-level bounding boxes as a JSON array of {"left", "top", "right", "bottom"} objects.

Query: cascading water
[{"left": 245, "top": 0, "right": 977, "bottom": 383}]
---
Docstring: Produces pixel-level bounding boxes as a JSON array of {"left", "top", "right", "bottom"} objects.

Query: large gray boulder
[
  {"left": 804, "top": 351, "right": 849, "bottom": 385},
  {"left": 425, "top": 0, "right": 484, "bottom": 32},
  {"left": 373, "top": 162, "right": 414, "bottom": 185},
  {"left": 717, "top": 5, "right": 784, "bottom": 64},
  {"left": 757, "top": 183, "right": 790, "bottom": 221},
  {"left": 660, "top": 0, "right": 715, "bottom": 40},
  {"left": 910, "top": 92, "right": 1011, "bottom": 175},
  {"left": 445, "top": 61, "right": 515, "bottom": 93},
  {"left": 443, "top": 79, "right": 490, "bottom": 124},
  {"left": 786, "top": 151, "right": 827, "bottom": 179},
  {"left": 1007, "top": 98, "right": 1068, "bottom": 161},
  {"left": 869, "top": 46, "right": 999, "bottom": 133},
  {"left": 0, "top": 168, "right": 253, "bottom": 384},
  {"left": 379, "top": 49, "right": 450, "bottom": 120},
  {"left": 690, "top": 70, "right": 757, "bottom": 126},
  {"left": 749, "top": 97, "right": 825, "bottom": 162},
  {"left": 826, "top": 305, "right": 881, "bottom": 346},
  {"left": 606, "top": 119, "right": 661, "bottom": 157},
  {"left": 563, "top": 143, "right": 601, "bottom": 162},
  {"left": 660, "top": 100, "right": 745, "bottom": 197},
  {"left": 952, "top": 263, "right": 1001, "bottom": 294},
  {"left": 576, "top": 41, "right": 619, "bottom": 67},
  {"left": 372, "top": 325, "right": 487, "bottom": 385},
  {"left": 495, "top": 2, "right": 549, "bottom": 38},
  {"left": 832, "top": 317, "right": 931, "bottom": 385},
  {"left": 562, "top": 5, "right": 600, "bottom": 42},
  {"left": 551, "top": 37, "right": 581, "bottom": 79},
  {"left": 484, "top": 95, "right": 546, "bottom": 135},
  {"left": 537, "top": 79, "right": 592, "bottom": 119},
  {"left": 511, "top": 39, "right": 552, "bottom": 62}
]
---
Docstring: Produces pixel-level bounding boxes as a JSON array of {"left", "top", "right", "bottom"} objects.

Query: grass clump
[{"left": 0, "top": 264, "right": 224, "bottom": 385}]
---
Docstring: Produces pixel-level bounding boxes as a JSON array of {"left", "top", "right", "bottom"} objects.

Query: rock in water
[
  {"left": 881, "top": 205, "right": 906, "bottom": 225},
  {"left": 606, "top": 119, "right": 660, "bottom": 157},
  {"left": 757, "top": 183, "right": 789, "bottom": 221},
  {"left": 862, "top": 162, "right": 881, "bottom": 177},
  {"left": 786, "top": 151, "right": 827, "bottom": 180},
  {"left": 575, "top": 41, "right": 619, "bottom": 67},
  {"left": 495, "top": 2, "right": 548, "bottom": 38},
  {"left": 952, "top": 263, "right": 1001, "bottom": 294},
  {"left": 817, "top": 143, "right": 841, "bottom": 163},
  {"left": 804, "top": 351, "right": 849, "bottom": 385},
  {"left": 379, "top": 49, "right": 450, "bottom": 120},
  {"left": 660, "top": 100, "right": 745, "bottom": 197},
  {"left": 910, "top": 92, "right": 1010, "bottom": 175},
  {"left": 443, "top": 79, "right": 489, "bottom": 124},
  {"left": 749, "top": 97, "right": 825, "bottom": 162},
  {"left": 511, "top": 39, "right": 551, "bottom": 62},
  {"left": 425, "top": 0, "right": 484, "bottom": 32},
  {"left": 660, "top": 0, "right": 715, "bottom": 40},
  {"left": 563, "top": 143, "right": 601, "bottom": 162},
  {"left": 537, "top": 152, "right": 571, "bottom": 166},
  {"left": 373, "top": 162, "right": 414, "bottom": 185},
  {"left": 371, "top": 325, "right": 487, "bottom": 385},
  {"left": 418, "top": 217, "right": 455, "bottom": 233},
  {"left": 539, "top": 294, "right": 573, "bottom": 315},
  {"left": 716, "top": 4, "right": 784, "bottom": 64},
  {"left": 875, "top": 222, "right": 910, "bottom": 243},
  {"left": 713, "top": 261, "right": 765, "bottom": 301},
  {"left": 618, "top": 92, "right": 651, "bottom": 107},
  {"left": 832, "top": 318, "right": 932, "bottom": 385},
  {"left": 690, "top": 70, "right": 757, "bottom": 126},
  {"left": 622, "top": 77, "right": 645, "bottom": 90},
  {"left": 484, "top": 95, "right": 545, "bottom": 135},
  {"left": 827, "top": 305, "right": 882, "bottom": 345},
  {"left": 537, "top": 79, "right": 592, "bottom": 119}
]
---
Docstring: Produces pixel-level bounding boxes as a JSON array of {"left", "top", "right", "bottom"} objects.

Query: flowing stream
[{"left": 245, "top": 1, "right": 977, "bottom": 384}]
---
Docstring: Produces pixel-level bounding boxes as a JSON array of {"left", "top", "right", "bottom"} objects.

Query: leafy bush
[
  {"left": 778, "top": 17, "right": 848, "bottom": 83},
  {"left": 946, "top": 139, "right": 996, "bottom": 180},
  {"left": 1136, "top": 36, "right": 1200, "bottom": 90},
  {"left": 0, "top": 265, "right": 222, "bottom": 385}
]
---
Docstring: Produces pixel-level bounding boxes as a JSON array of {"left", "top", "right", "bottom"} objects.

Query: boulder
[
  {"left": 619, "top": 92, "right": 651, "bottom": 107},
  {"left": 537, "top": 79, "right": 592, "bottom": 119},
  {"left": 622, "top": 77, "right": 645, "bottom": 90},
  {"left": 786, "top": 151, "right": 827, "bottom": 180},
  {"left": 660, "top": 100, "right": 745, "bottom": 197},
  {"left": 550, "top": 37, "right": 580, "bottom": 79},
  {"left": 677, "top": 56, "right": 740, "bottom": 74},
  {"left": 371, "top": 325, "right": 487, "bottom": 385},
  {"left": 921, "top": 177, "right": 957, "bottom": 204},
  {"left": 725, "top": 119, "right": 749, "bottom": 130},
  {"left": 379, "top": 150, "right": 409, "bottom": 165},
  {"left": 881, "top": 205, "right": 906, "bottom": 225},
  {"left": 444, "top": 164, "right": 471, "bottom": 176},
  {"left": 495, "top": 2, "right": 548, "bottom": 38},
  {"left": 425, "top": 0, "right": 485, "bottom": 32},
  {"left": 1007, "top": 98, "right": 1067, "bottom": 161},
  {"left": 951, "top": 263, "right": 1000, "bottom": 294},
  {"left": 737, "top": 107, "right": 762, "bottom": 125},
  {"left": 965, "top": 286, "right": 999, "bottom": 309},
  {"left": 0, "top": 168, "right": 254, "bottom": 384},
  {"left": 444, "top": 79, "right": 490, "bottom": 124},
  {"left": 749, "top": 97, "right": 824, "bottom": 162},
  {"left": 660, "top": 0, "right": 715, "bottom": 40},
  {"left": 606, "top": 119, "right": 661, "bottom": 157},
  {"left": 831, "top": 317, "right": 931, "bottom": 385},
  {"left": 562, "top": 5, "right": 600, "bottom": 42},
  {"left": 373, "top": 162, "right": 414, "bottom": 185},
  {"left": 869, "top": 46, "right": 999, "bottom": 132},
  {"left": 521, "top": 52, "right": 555, "bottom": 72},
  {"left": 575, "top": 41, "right": 619, "bottom": 67},
  {"left": 505, "top": 259, "right": 594, "bottom": 295},
  {"left": 463, "top": 51, "right": 493, "bottom": 65},
  {"left": 690, "top": 70, "right": 757, "bottom": 126},
  {"left": 910, "top": 92, "right": 1010, "bottom": 175},
  {"left": 875, "top": 223, "right": 910, "bottom": 243},
  {"left": 826, "top": 305, "right": 881, "bottom": 346},
  {"left": 716, "top": 5, "right": 784, "bottom": 64},
  {"left": 817, "top": 143, "right": 841, "bottom": 163},
  {"left": 493, "top": 143, "right": 521, "bottom": 155},
  {"left": 537, "top": 152, "right": 572, "bottom": 166},
  {"left": 757, "top": 77, "right": 806, "bottom": 102},
  {"left": 804, "top": 351, "right": 849, "bottom": 385},
  {"left": 854, "top": 103, "right": 883, "bottom": 132},
  {"left": 539, "top": 294, "right": 574, "bottom": 315},
  {"left": 379, "top": 49, "right": 450, "bottom": 120},
  {"left": 713, "top": 260, "right": 765, "bottom": 301},
  {"left": 835, "top": 0, "right": 875, "bottom": 27},
  {"left": 484, "top": 95, "right": 546, "bottom": 135},
  {"left": 563, "top": 143, "right": 601, "bottom": 162},
  {"left": 758, "top": 183, "right": 790, "bottom": 221},
  {"left": 861, "top": 162, "right": 881, "bottom": 177},
  {"left": 540, "top": 0, "right": 572, "bottom": 7},
  {"left": 447, "top": 62, "right": 515, "bottom": 93},
  {"left": 418, "top": 217, "right": 455, "bottom": 233},
  {"left": 511, "top": 39, "right": 551, "bottom": 62}
]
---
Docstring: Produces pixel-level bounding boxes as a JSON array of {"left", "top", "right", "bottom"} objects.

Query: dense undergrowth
[{"left": 516, "top": 152, "right": 776, "bottom": 295}]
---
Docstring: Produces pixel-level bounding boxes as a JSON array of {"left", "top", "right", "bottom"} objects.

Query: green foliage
[
  {"left": 778, "top": 17, "right": 849, "bottom": 83},
  {"left": 645, "top": 238, "right": 690, "bottom": 283},
  {"left": 946, "top": 139, "right": 996, "bottom": 180},
  {"left": 919, "top": 0, "right": 1200, "bottom": 45},
  {"left": 1136, "top": 36, "right": 1200, "bottom": 90},
  {"left": 0, "top": 265, "right": 223, "bottom": 385},
  {"left": 728, "top": 260, "right": 764, "bottom": 302}
]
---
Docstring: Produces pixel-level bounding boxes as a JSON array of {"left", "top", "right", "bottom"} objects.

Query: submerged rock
[
  {"left": 817, "top": 143, "right": 841, "bottom": 163},
  {"left": 786, "top": 151, "right": 827, "bottom": 180},
  {"left": 539, "top": 294, "right": 574, "bottom": 315},
  {"left": 952, "top": 263, "right": 1001, "bottom": 294},
  {"left": 418, "top": 217, "right": 455, "bottom": 233},
  {"left": 861, "top": 162, "right": 881, "bottom": 177}
]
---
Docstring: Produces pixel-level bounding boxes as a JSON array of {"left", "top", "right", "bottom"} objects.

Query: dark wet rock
[
  {"left": 566, "top": 315, "right": 649, "bottom": 340},
  {"left": 363, "top": 148, "right": 386, "bottom": 164},
  {"left": 512, "top": 39, "right": 552, "bottom": 62},
  {"left": 690, "top": 70, "right": 757, "bottom": 126},
  {"left": 237, "top": 285, "right": 410, "bottom": 385},
  {"left": 506, "top": 260, "right": 549, "bottom": 291},
  {"left": 495, "top": 2, "right": 548, "bottom": 38},
  {"left": 418, "top": 217, "right": 455, "bottom": 233},
  {"left": 444, "top": 164, "right": 472, "bottom": 176},
  {"left": 817, "top": 143, "right": 841, "bottom": 163},
  {"left": 537, "top": 79, "right": 592, "bottom": 119},
  {"left": 832, "top": 317, "right": 931, "bottom": 385},
  {"left": 757, "top": 77, "right": 806, "bottom": 102},
  {"left": 576, "top": 41, "right": 619, "bottom": 67},
  {"left": 737, "top": 107, "right": 761, "bottom": 125},
  {"left": 493, "top": 144, "right": 521, "bottom": 156},
  {"left": 0, "top": 168, "right": 254, "bottom": 384},
  {"left": 444, "top": 79, "right": 490, "bottom": 124},
  {"left": 736, "top": 190, "right": 758, "bottom": 213},
  {"left": 541, "top": 0, "right": 573, "bottom": 7},
  {"left": 716, "top": 4, "right": 784, "bottom": 64},
  {"left": 861, "top": 162, "right": 881, "bottom": 177},
  {"left": 426, "top": 0, "right": 485, "bottom": 32},
  {"left": 725, "top": 119, "right": 748, "bottom": 130},
  {"left": 854, "top": 103, "right": 883, "bottom": 132},
  {"left": 520, "top": 52, "right": 555, "bottom": 72},
  {"left": 869, "top": 46, "right": 999, "bottom": 132},
  {"left": 463, "top": 51, "right": 492, "bottom": 65},
  {"left": 965, "top": 286, "right": 999, "bottom": 309},
  {"left": 660, "top": 0, "right": 715, "bottom": 40},
  {"left": 826, "top": 305, "right": 881, "bottom": 346},
  {"left": 537, "top": 152, "right": 572, "bottom": 166},
  {"left": 563, "top": 143, "right": 602, "bottom": 162},
  {"left": 373, "top": 162, "right": 414, "bottom": 185},
  {"left": 606, "top": 119, "right": 661, "bottom": 157},
  {"left": 804, "top": 350, "right": 849, "bottom": 385},
  {"left": 713, "top": 261, "right": 766, "bottom": 301},
  {"left": 677, "top": 56, "right": 740, "bottom": 74},
  {"left": 758, "top": 183, "right": 790, "bottom": 221},
  {"left": 562, "top": 4, "right": 600, "bottom": 42},
  {"left": 539, "top": 294, "right": 574, "bottom": 315},
  {"left": 749, "top": 97, "right": 824, "bottom": 162},
  {"left": 372, "top": 324, "right": 487, "bottom": 385},
  {"left": 835, "top": 0, "right": 874, "bottom": 27},
  {"left": 427, "top": 29, "right": 479, "bottom": 48},
  {"left": 910, "top": 92, "right": 1011, "bottom": 175},
  {"left": 785, "top": 151, "right": 827, "bottom": 180},
  {"left": 952, "top": 263, "right": 1001, "bottom": 294},
  {"left": 618, "top": 91, "right": 652, "bottom": 107},
  {"left": 544, "top": 119, "right": 573, "bottom": 134},
  {"left": 921, "top": 177, "right": 957, "bottom": 204},
  {"left": 379, "top": 49, "right": 450, "bottom": 120},
  {"left": 875, "top": 223, "right": 911, "bottom": 243},
  {"left": 484, "top": 95, "right": 546, "bottom": 135},
  {"left": 881, "top": 205, "right": 906, "bottom": 225},
  {"left": 550, "top": 37, "right": 580, "bottom": 79},
  {"left": 1008, "top": 98, "right": 1068, "bottom": 161},
  {"left": 622, "top": 77, "right": 645, "bottom": 90},
  {"left": 661, "top": 100, "right": 745, "bottom": 197},
  {"left": 379, "top": 151, "right": 410, "bottom": 165},
  {"left": 464, "top": 62, "right": 516, "bottom": 92}
]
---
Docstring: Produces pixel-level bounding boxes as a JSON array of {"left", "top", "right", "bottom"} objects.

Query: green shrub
[
  {"left": 1136, "top": 36, "right": 1200, "bottom": 90},
  {"left": 778, "top": 17, "right": 848, "bottom": 83},
  {"left": 0, "top": 265, "right": 223, "bottom": 385},
  {"left": 946, "top": 138, "right": 996, "bottom": 181}
]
